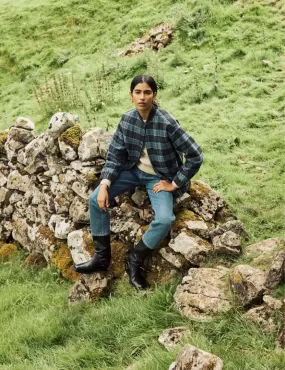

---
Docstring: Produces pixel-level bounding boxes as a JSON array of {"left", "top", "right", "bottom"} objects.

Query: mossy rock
[
  {"left": 0, "top": 131, "right": 8, "bottom": 155},
  {"left": 190, "top": 180, "right": 211, "bottom": 198},
  {"left": 59, "top": 124, "right": 82, "bottom": 149},
  {"left": 50, "top": 241, "right": 79, "bottom": 282},
  {"left": 37, "top": 225, "right": 56, "bottom": 244},
  {"left": 23, "top": 252, "right": 47, "bottom": 268},
  {"left": 0, "top": 243, "right": 18, "bottom": 259},
  {"left": 172, "top": 209, "right": 201, "bottom": 232}
]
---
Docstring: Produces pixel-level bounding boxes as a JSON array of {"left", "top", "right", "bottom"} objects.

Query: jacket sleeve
[
  {"left": 100, "top": 123, "right": 128, "bottom": 182},
  {"left": 168, "top": 121, "right": 203, "bottom": 187}
]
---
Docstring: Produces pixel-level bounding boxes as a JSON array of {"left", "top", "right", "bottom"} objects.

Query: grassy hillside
[
  {"left": 0, "top": 1, "right": 285, "bottom": 369},
  {"left": 1, "top": 0, "right": 284, "bottom": 241}
]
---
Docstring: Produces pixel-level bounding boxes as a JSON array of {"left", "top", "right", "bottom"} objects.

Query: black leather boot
[
  {"left": 74, "top": 235, "right": 111, "bottom": 274},
  {"left": 125, "top": 239, "right": 152, "bottom": 290}
]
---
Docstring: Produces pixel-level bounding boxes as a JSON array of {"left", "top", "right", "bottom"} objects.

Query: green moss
[
  {"left": 59, "top": 124, "right": 82, "bottom": 149},
  {"left": 84, "top": 173, "right": 98, "bottom": 185},
  {"left": 0, "top": 243, "right": 18, "bottom": 259},
  {"left": 190, "top": 181, "right": 211, "bottom": 198},
  {"left": 172, "top": 209, "right": 201, "bottom": 232},
  {"left": 0, "top": 131, "right": 8, "bottom": 154},
  {"left": 50, "top": 241, "right": 79, "bottom": 281}
]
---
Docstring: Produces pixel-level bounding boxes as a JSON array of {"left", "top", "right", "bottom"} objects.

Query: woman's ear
[{"left": 129, "top": 91, "right": 133, "bottom": 101}]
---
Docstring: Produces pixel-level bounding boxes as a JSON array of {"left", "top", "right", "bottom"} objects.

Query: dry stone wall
[
  {"left": 0, "top": 112, "right": 285, "bottom": 319},
  {"left": 1, "top": 113, "right": 284, "bottom": 368}
]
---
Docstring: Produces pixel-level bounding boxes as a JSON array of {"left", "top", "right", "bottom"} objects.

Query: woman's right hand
[{"left": 97, "top": 184, "right": 110, "bottom": 211}]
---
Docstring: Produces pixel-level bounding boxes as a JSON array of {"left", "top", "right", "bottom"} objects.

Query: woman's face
[{"left": 130, "top": 82, "right": 156, "bottom": 118}]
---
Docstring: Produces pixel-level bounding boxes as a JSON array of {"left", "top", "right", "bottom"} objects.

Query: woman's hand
[
  {"left": 153, "top": 180, "right": 176, "bottom": 193},
  {"left": 97, "top": 184, "right": 110, "bottom": 211}
]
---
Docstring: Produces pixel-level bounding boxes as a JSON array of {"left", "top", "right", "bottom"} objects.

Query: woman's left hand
[{"left": 153, "top": 180, "right": 176, "bottom": 193}]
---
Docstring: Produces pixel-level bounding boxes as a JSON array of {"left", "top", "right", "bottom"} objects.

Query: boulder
[
  {"left": 48, "top": 112, "right": 79, "bottom": 139},
  {"left": 230, "top": 265, "right": 266, "bottom": 307},
  {"left": 189, "top": 180, "right": 225, "bottom": 221},
  {"left": 78, "top": 128, "right": 102, "bottom": 161},
  {"left": 170, "top": 345, "right": 223, "bottom": 370},
  {"left": 158, "top": 327, "right": 189, "bottom": 351},
  {"left": 169, "top": 232, "right": 212, "bottom": 266},
  {"left": 174, "top": 267, "right": 231, "bottom": 320},
  {"left": 68, "top": 272, "right": 111, "bottom": 303}
]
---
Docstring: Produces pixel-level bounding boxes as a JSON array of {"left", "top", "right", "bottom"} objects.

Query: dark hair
[{"left": 130, "top": 75, "right": 158, "bottom": 93}]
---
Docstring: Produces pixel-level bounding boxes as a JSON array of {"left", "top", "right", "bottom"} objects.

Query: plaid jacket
[{"left": 100, "top": 106, "right": 203, "bottom": 198}]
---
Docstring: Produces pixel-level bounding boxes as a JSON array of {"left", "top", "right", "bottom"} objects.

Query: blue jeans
[{"left": 89, "top": 167, "right": 175, "bottom": 249}]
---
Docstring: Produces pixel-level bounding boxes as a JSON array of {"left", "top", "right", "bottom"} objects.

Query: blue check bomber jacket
[{"left": 100, "top": 106, "right": 203, "bottom": 198}]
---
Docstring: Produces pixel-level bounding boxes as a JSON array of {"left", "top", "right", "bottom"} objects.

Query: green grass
[
  {"left": 0, "top": 0, "right": 285, "bottom": 368},
  {"left": 0, "top": 255, "right": 284, "bottom": 370}
]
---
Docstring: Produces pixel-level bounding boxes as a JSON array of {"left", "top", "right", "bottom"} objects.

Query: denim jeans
[{"left": 89, "top": 167, "right": 175, "bottom": 249}]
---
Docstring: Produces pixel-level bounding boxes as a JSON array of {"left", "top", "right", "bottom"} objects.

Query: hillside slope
[{"left": 0, "top": 0, "right": 284, "bottom": 239}]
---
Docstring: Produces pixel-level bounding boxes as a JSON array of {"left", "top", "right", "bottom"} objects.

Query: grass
[
  {"left": 0, "top": 0, "right": 285, "bottom": 368},
  {"left": 0, "top": 254, "right": 284, "bottom": 370}
]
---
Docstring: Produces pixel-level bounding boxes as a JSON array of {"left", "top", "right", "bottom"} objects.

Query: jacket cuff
[{"left": 100, "top": 179, "right": 111, "bottom": 187}]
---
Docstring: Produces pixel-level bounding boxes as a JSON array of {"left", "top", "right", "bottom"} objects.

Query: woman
[{"left": 74, "top": 75, "right": 203, "bottom": 290}]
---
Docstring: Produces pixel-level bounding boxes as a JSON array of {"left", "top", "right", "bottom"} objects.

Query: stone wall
[
  {"left": 0, "top": 113, "right": 246, "bottom": 282},
  {"left": 1, "top": 112, "right": 284, "bottom": 354}
]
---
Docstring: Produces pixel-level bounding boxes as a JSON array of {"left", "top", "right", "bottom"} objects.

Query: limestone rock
[
  {"left": 189, "top": 180, "right": 225, "bottom": 221},
  {"left": 169, "top": 232, "right": 212, "bottom": 266},
  {"left": 111, "top": 218, "right": 142, "bottom": 244},
  {"left": 159, "top": 247, "right": 190, "bottom": 269},
  {"left": 14, "top": 117, "right": 35, "bottom": 130},
  {"left": 131, "top": 187, "right": 148, "bottom": 206},
  {"left": 211, "top": 220, "right": 248, "bottom": 239},
  {"left": 68, "top": 272, "right": 111, "bottom": 303},
  {"left": 98, "top": 130, "right": 115, "bottom": 157},
  {"left": 7, "top": 170, "right": 34, "bottom": 193},
  {"left": 48, "top": 112, "right": 79, "bottom": 139},
  {"left": 0, "top": 171, "right": 7, "bottom": 187},
  {"left": 265, "top": 250, "right": 285, "bottom": 289},
  {"left": 212, "top": 231, "right": 241, "bottom": 256},
  {"left": 174, "top": 267, "right": 231, "bottom": 320},
  {"left": 0, "top": 187, "right": 8, "bottom": 203},
  {"left": 78, "top": 128, "right": 102, "bottom": 161},
  {"left": 58, "top": 139, "right": 78, "bottom": 161},
  {"left": 71, "top": 181, "right": 90, "bottom": 200},
  {"left": 158, "top": 327, "right": 189, "bottom": 351},
  {"left": 8, "top": 127, "right": 35, "bottom": 144},
  {"left": 170, "top": 345, "right": 223, "bottom": 370},
  {"left": 244, "top": 305, "right": 278, "bottom": 333},
  {"left": 48, "top": 215, "right": 75, "bottom": 239},
  {"left": 67, "top": 229, "right": 92, "bottom": 265},
  {"left": 122, "top": 23, "right": 173, "bottom": 56},
  {"left": 69, "top": 196, "right": 89, "bottom": 223},
  {"left": 185, "top": 219, "right": 210, "bottom": 239},
  {"left": 245, "top": 237, "right": 285, "bottom": 258},
  {"left": 230, "top": 265, "right": 266, "bottom": 307}
]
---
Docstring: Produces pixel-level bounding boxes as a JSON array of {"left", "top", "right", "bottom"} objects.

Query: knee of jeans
[{"left": 156, "top": 214, "right": 176, "bottom": 227}]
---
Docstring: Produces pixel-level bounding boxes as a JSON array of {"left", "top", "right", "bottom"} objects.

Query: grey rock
[
  {"left": 189, "top": 180, "right": 225, "bottom": 221},
  {"left": 171, "top": 345, "right": 223, "bottom": 370},
  {"left": 265, "top": 250, "right": 285, "bottom": 289},
  {"left": 159, "top": 247, "right": 190, "bottom": 269},
  {"left": 169, "top": 232, "right": 212, "bottom": 266},
  {"left": 230, "top": 265, "right": 266, "bottom": 307},
  {"left": 78, "top": 128, "right": 102, "bottom": 161},
  {"left": 69, "top": 196, "right": 89, "bottom": 223},
  {"left": 174, "top": 267, "right": 231, "bottom": 320},
  {"left": 68, "top": 272, "right": 111, "bottom": 303},
  {"left": 212, "top": 231, "right": 241, "bottom": 256},
  {"left": 48, "top": 112, "right": 79, "bottom": 139},
  {"left": 67, "top": 229, "right": 92, "bottom": 265},
  {"left": 158, "top": 327, "right": 189, "bottom": 350}
]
